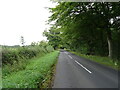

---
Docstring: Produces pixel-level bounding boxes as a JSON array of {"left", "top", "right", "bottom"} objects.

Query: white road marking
[
  {"left": 75, "top": 60, "right": 92, "bottom": 74},
  {"left": 64, "top": 52, "right": 68, "bottom": 54},
  {"left": 68, "top": 55, "right": 73, "bottom": 59}
]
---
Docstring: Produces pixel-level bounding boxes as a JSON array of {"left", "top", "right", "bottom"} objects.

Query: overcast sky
[{"left": 0, "top": 0, "right": 57, "bottom": 46}]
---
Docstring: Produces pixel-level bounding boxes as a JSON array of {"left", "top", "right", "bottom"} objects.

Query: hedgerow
[{"left": 2, "top": 45, "right": 54, "bottom": 65}]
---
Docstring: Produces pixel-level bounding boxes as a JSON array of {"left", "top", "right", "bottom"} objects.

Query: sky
[{"left": 0, "top": 0, "right": 57, "bottom": 46}]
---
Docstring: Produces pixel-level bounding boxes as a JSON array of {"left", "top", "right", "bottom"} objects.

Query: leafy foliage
[
  {"left": 2, "top": 42, "right": 54, "bottom": 65},
  {"left": 45, "top": 2, "right": 120, "bottom": 60},
  {"left": 43, "top": 27, "right": 62, "bottom": 49}
]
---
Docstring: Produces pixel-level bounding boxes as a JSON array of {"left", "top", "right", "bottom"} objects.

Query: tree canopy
[{"left": 44, "top": 2, "right": 120, "bottom": 60}]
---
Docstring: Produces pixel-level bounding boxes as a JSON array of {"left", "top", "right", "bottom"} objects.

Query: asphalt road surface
[{"left": 53, "top": 50, "right": 119, "bottom": 88}]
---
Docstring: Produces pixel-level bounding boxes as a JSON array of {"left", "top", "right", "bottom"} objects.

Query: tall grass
[
  {"left": 0, "top": 68, "right": 2, "bottom": 89},
  {"left": 2, "top": 45, "right": 54, "bottom": 76},
  {"left": 2, "top": 51, "right": 59, "bottom": 88},
  {"left": 0, "top": 46, "right": 2, "bottom": 89},
  {"left": 2, "top": 44, "right": 58, "bottom": 88}
]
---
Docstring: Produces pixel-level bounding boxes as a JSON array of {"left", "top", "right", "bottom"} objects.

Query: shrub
[{"left": 2, "top": 45, "right": 54, "bottom": 65}]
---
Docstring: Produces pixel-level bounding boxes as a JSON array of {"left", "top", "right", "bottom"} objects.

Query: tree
[
  {"left": 43, "top": 27, "right": 62, "bottom": 49},
  {"left": 20, "top": 36, "right": 25, "bottom": 47},
  {"left": 47, "top": 2, "right": 120, "bottom": 60},
  {"left": 31, "top": 42, "right": 36, "bottom": 46}
]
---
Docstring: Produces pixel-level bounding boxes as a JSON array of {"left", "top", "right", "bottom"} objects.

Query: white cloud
[{"left": 0, "top": 0, "right": 57, "bottom": 46}]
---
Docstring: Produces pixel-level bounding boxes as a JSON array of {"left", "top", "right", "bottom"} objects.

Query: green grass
[
  {"left": 70, "top": 51, "right": 119, "bottom": 70},
  {"left": 0, "top": 68, "right": 2, "bottom": 89},
  {"left": 2, "top": 51, "right": 59, "bottom": 88},
  {"left": 39, "top": 57, "right": 58, "bottom": 88},
  {"left": 2, "top": 52, "right": 46, "bottom": 76}
]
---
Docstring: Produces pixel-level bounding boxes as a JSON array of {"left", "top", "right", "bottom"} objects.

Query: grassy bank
[
  {"left": 2, "top": 51, "right": 59, "bottom": 88},
  {"left": 70, "top": 51, "right": 119, "bottom": 70},
  {"left": 0, "top": 68, "right": 2, "bottom": 89},
  {"left": 2, "top": 44, "right": 54, "bottom": 76},
  {"left": 39, "top": 58, "right": 58, "bottom": 88}
]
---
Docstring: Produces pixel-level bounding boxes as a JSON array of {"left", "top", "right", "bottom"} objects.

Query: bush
[
  {"left": 2, "top": 45, "right": 54, "bottom": 65},
  {"left": 2, "top": 48, "right": 19, "bottom": 64}
]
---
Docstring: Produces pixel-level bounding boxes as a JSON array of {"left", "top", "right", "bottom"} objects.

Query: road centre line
[
  {"left": 64, "top": 52, "right": 68, "bottom": 54},
  {"left": 67, "top": 54, "right": 92, "bottom": 74},
  {"left": 75, "top": 60, "right": 92, "bottom": 74},
  {"left": 68, "top": 55, "right": 73, "bottom": 59}
]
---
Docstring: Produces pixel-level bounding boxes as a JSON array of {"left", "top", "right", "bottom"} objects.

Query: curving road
[{"left": 53, "top": 50, "right": 119, "bottom": 89}]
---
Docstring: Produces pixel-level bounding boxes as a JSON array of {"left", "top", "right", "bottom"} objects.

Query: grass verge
[
  {"left": 2, "top": 52, "right": 45, "bottom": 77},
  {"left": 2, "top": 51, "right": 59, "bottom": 88},
  {"left": 70, "top": 51, "right": 119, "bottom": 70},
  {"left": 39, "top": 57, "right": 58, "bottom": 88},
  {"left": 0, "top": 68, "right": 2, "bottom": 89}
]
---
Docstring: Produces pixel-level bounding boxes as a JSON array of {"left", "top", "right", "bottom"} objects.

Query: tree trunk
[
  {"left": 107, "top": 38, "right": 113, "bottom": 58},
  {"left": 107, "top": 30, "right": 113, "bottom": 58}
]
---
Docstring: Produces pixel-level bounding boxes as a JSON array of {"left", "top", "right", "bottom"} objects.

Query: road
[{"left": 53, "top": 50, "right": 119, "bottom": 88}]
